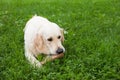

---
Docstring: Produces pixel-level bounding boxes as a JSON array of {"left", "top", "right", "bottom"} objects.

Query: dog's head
[{"left": 34, "top": 23, "right": 65, "bottom": 55}]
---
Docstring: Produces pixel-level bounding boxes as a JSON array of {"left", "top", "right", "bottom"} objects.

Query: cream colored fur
[{"left": 24, "top": 15, "right": 65, "bottom": 67}]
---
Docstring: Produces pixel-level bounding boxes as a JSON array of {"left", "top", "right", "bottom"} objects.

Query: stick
[{"left": 41, "top": 53, "right": 64, "bottom": 65}]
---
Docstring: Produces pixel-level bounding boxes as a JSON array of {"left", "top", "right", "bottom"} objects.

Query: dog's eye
[
  {"left": 47, "top": 38, "right": 53, "bottom": 41},
  {"left": 58, "top": 36, "right": 61, "bottom": 39}
]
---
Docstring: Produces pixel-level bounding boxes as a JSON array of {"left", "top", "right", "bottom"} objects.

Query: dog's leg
[{"left": 25, "top": 50, "right": 42, "bottom": 67}]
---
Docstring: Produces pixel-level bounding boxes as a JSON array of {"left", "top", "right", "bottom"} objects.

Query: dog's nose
[{"left": 56, "top": 48, "right": 63, "bottom": 54}]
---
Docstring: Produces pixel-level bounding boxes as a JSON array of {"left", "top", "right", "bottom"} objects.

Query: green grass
[{"left": 0, "top": 0, "right": 120, "bottom": 79}]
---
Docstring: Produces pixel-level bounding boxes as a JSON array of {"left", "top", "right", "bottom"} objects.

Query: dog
[{"left": 24, "top": 15, "right": 65, "bottom": 67}]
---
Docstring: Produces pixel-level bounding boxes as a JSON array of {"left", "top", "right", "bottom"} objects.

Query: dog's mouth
[{"left": 49, "top": 52, "right": 63, "bottom": 56}]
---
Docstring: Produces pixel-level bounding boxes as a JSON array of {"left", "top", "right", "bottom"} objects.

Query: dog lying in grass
[{"left": 24, "top": 15, "right": 65, "bottom": 67}]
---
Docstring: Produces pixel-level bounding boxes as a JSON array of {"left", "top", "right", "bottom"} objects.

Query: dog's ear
[
  {"left": 60, "top": 28, "right": 64, "bottom": 42},
  {"left": 34, "top": 34, "right": 44, "bottom": 51}
]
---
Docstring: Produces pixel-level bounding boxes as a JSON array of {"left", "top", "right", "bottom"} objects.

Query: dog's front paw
[{"left": 34, "top": 62, "right": 42, "bottom": 68}]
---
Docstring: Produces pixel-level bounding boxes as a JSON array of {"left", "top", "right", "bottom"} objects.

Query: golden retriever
[{"left": 24, "top": 15, "right": 65, "bottom": 67}]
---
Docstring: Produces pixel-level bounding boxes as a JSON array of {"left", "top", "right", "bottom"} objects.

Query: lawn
[{"left": 0, "top": 0, "right": 120, "bottom": 80}]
